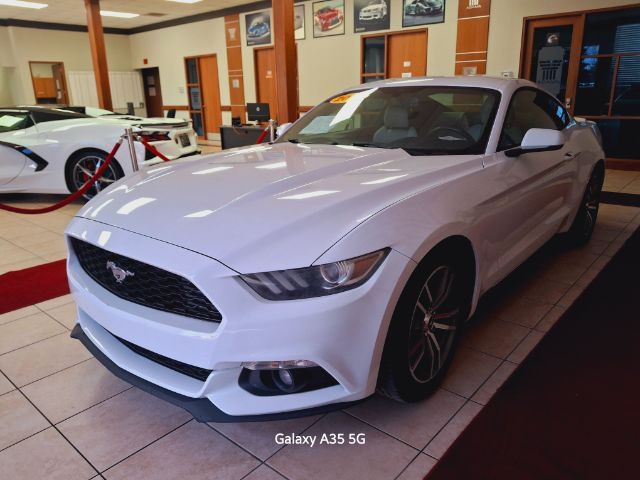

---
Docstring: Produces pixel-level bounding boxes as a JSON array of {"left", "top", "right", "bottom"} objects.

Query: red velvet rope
[
  {"left": 0, "top": 140, "right": 123, "bottom": 215},
  {"left": 139, "top": 138, "right": 171, "bottom": 162},
  {"left": 0, "top": 132, "right": 204, "bottom": 215},
  {"left": 256, "top": 126, "right": 269, "bottom": 144}
]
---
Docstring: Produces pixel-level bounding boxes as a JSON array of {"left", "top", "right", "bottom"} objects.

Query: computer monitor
[{"left": 247, "top": 102, "right": 270, "bottom": 122}]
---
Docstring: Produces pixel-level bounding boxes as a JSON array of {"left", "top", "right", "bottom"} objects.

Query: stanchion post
[
  {"left": 125, "top": 128, "right": 139, "bottom": 172},
  {"left": 268, "top": 119, "right": 276, "bottom": 143}
]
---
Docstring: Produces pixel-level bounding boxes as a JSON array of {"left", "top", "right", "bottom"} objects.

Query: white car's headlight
[{"left": 240, "top": 248, "right": 389, "bottom": 300}]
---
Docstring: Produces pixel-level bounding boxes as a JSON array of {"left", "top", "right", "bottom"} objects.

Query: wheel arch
[
  {"left": 374, "top": 234, "right": 478, "bottom": 400},
  {"left": 412, "top": 235, "right": 478, "bottom": 318}
]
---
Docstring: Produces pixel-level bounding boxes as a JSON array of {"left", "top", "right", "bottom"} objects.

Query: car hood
[{"left": 75, "top": 143, "right": 480, "bottom": 273}]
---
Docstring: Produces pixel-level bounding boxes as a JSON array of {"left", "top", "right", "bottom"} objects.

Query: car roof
[
  {"left": 1, "top": 106, "right": 90, "bottom": 118},
  {"left": 342, "top": 75, "right": 537, "bottom": 95}
]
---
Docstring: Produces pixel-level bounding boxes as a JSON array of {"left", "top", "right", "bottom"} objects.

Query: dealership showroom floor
[{"left": 2, "top": 0, "right": 640, "bottom": 479}]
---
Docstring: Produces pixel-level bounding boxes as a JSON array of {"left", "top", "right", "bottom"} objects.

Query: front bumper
[
  {"left": 66, "top": 217, "right": 412, "bottom": 420},
  {"left": 70, "top": 324, "right": 365, "bottom": 422},
  {"left": 360, "top": 11, "right": 383, "bottom": 20}
]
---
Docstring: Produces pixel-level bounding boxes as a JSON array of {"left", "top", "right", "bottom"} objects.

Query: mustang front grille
[
  {"left": 70, "top": 237, "right": 222, "bottom": 322},
  {"left": 114, "top": 334, "right": 212, "bottom": 382}
]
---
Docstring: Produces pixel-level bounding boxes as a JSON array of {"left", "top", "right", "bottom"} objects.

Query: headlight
[{"left": 240, "top": 248, "right": 389, "bottom": 300}]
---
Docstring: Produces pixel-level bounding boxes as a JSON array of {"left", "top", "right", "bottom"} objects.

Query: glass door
[
  {"left": 573, "top": 8, "right": 640, "bottom": 160},
  {"left": 522, "top": 15, "right": 582, "bottom": 113},
  {"left": 185, "top": 57, "right": 204, "bottom": 138},
  {"left": 361, "top": 35, "right": 386, "bottom": 83}
]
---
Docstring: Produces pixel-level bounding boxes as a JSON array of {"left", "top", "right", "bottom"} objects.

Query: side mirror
[
  {"left": 505, "top": 128, "right": 565, "bottom": 157},
  {"left": 276, "top": 122, "right": 293, "bottom": 138}
]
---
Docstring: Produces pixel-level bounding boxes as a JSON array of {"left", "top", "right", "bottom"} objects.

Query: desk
[{"left": 219, "top": 125, "right": 265, "bottom": 150}]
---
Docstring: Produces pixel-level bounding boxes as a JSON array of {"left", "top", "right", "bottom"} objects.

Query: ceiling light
[
  {"left": 0, "top": 1, "right": 48, "bottom": 9},
  {"left": 100, "top": 10, "right": 139, "bottom": 18},
  {"left": 166, "top": 0, "right": 203, "bottom": 3}
]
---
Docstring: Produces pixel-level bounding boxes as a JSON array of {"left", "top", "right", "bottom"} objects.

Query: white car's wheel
[
  {"left": 66, "top": 150, "right": 124, "bottom": 200},
  {"left": 378, "top": 243, "right": 474, "bottom": 402},
  {"left": 564, "top": 162, "right": 605, "bottom": 246}
]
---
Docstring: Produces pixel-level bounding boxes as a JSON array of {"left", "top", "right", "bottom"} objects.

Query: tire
[
  {"left": 378, "top": 245, "right": 473, "bottom": 402},
  {"left": 65, "top": 150, "right": 124, "bottom": 200},
  {"left": 563, "top": 163, "right": 604, "bottom": 246}
]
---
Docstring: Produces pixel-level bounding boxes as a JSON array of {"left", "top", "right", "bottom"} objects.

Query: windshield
[
  {"left": 84, "top": 106, "right": 115, "bottom": 117},
  {"left": 0, "top": 112, "right": 31, "bottom": 133},
  {"left": 278, "top": 86, "right": 500, "bottom": 155}
]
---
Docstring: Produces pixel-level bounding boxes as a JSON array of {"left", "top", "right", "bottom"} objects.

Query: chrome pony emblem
[{"left": 106, "top": 261, "right": 135, "bottom": 284}]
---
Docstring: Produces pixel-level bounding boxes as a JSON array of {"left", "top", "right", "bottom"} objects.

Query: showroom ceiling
[{"left": 0, "top": 0, "right": 262, "bottom": 29}]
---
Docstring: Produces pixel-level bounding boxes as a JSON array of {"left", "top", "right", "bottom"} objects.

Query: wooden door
[
  {"left": 387, "top": 30, "right": 428, "bottom": 79},
  {"left": 51, "top": 63, "right": 69, "bottom": 104},
  {"left": 142, "top": 67, "right": 164, "bottom": 118},
  {"left": 198, "top": 55, "right": 223, "bottom": 136},
  {"left": 254, "top": 47, "right": 278, "bottom": 121},
  {"left": 521, "top": 15, "right": 583, "bottom": 113}
]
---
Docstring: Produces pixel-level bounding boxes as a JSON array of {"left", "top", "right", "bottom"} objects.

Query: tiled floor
[
  {"left": 602, "top": 168, "right": 640, "bottom": 194},
  {"left": 0, "top": 169, "right": 639, "bottom": 480}
]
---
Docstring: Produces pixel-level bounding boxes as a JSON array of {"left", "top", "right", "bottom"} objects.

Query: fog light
[
  {"left": 239, "top": 365, "right": 339, "bottom": 396},
  {"left": 241, "top": 360, "right": 318, "bottom": 370},
  {"left": 278, "top": 369, "right": 294, "bottom": 387}
]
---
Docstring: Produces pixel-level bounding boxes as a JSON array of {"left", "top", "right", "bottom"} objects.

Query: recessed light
[
  {"left": 0, "top": 0, "right": 48, "bottom": 9},
  {"left": 166, "top": 0, "right": 203, "bottom": 4},
  {"left": 100, "top": 10, "right": 139, "bottom": 18}
]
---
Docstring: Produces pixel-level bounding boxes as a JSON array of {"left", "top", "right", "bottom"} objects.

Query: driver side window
[{"left": 498, "top": 88, "right": 568, "bottom": 151}]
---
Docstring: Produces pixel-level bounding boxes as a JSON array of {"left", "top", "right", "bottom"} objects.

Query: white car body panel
[
  {"left": 0, "top": 109, "right": 198, "bottom": 195},
  {"left": 66, "top": 76, "right": 604, "bottom": 418}
]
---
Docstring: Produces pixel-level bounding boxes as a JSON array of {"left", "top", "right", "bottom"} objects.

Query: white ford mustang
[
  {"left": 0, "top": 106, "right": 198, "bottom": 198},
  {"left": 66, "top": 76, "right": 604, "bottom": 421}
]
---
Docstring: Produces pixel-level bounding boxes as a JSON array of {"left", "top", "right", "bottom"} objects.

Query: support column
[
  {"left": 272, "top": 0, "right": 298, "bottom": 123},
  {"left": 455, "top": 0, "right": 491, "bottom": 75},
  {"left": 84, "top": 0, "right": 112, "bottom": 110}
]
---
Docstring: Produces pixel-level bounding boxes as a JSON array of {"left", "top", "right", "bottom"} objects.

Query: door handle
[{"left": 564, "top": 151, "right": 577, "bottom": 160}]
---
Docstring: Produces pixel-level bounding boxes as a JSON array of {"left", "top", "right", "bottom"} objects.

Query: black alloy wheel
[
  {"left": 565, "top": 165, "right": 604, "bottom": 246},
  {"left": 67, "top": 150, "right": 123, "bottom": 200},
  {"left": 378, "top": 247, "right": 472, "bottom": 402}
]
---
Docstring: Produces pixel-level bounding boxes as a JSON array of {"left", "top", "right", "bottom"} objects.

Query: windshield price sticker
[
  {"left": 275, "top": 433, "right": 366, "bottom": 447},
  {"left": 329, "top": 93, "right": 356, "bottom": 104}
]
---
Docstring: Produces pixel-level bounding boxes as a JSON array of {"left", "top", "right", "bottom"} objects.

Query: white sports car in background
[
  {"left": 0, "top": 106, "right": 198, "bottom": 198},
  {"left": 360, "top": 0, "right": 388, "bottom": 21},
  {"left": 67, "top": 77, "right": 604, "bottom": 421},
  {"left": 358, "top": 0, "right": 388, "bottom": 21}
]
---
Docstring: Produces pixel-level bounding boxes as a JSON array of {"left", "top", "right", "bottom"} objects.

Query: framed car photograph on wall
[
  {"left": 402, "top": 0, "right": 445, "bottom": 27},
  {"left": 295, "top": 4, "right": 306, "bottom": 40},
  {"left": 245, "top": 10, "right": 272, "bottom": 46},
  {"left": 313, "top": 0, "right": 345, "bottom": 38},
  {"left": 354, "top": 0, "right": 391, "bottom": 33}
]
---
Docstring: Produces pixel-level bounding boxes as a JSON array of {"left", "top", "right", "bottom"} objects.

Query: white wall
[
  {"left": 3, "top": 26, "right": 133, "bottom": 105},
  {"left": 129, "top": 18, "right": 229, "bottom": 122},
  {"left": 0, "top": 68, "right": 15, "bottom": 106}
]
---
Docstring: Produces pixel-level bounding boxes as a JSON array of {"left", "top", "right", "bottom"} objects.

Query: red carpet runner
[
  {"left": 426, "top": 227, "right": 640, "bottom": 480},
  {"left": 0, "top": 260, "right": 69, "bottom": 314}
]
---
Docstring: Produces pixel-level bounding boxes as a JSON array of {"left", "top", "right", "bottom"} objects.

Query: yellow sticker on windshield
[{"left": 330, "top": 93, "right": 355, "bottom": 104}]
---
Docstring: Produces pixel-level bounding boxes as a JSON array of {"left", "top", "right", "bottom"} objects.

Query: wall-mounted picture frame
[
  {"left": 295, "top": 4, "right": 306, "bottom": 40},
  {"left": 245, "top": 10, "right": 272, "bottom": 46},
  {"left": 313, "top": 0, "right": 345, "bottom": 38},
  {"left": 354, "top": 0, "right": 391, "bottom": 33},
  {"left": 402, "top": 0, "right": 445, "bottom": 28}
]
